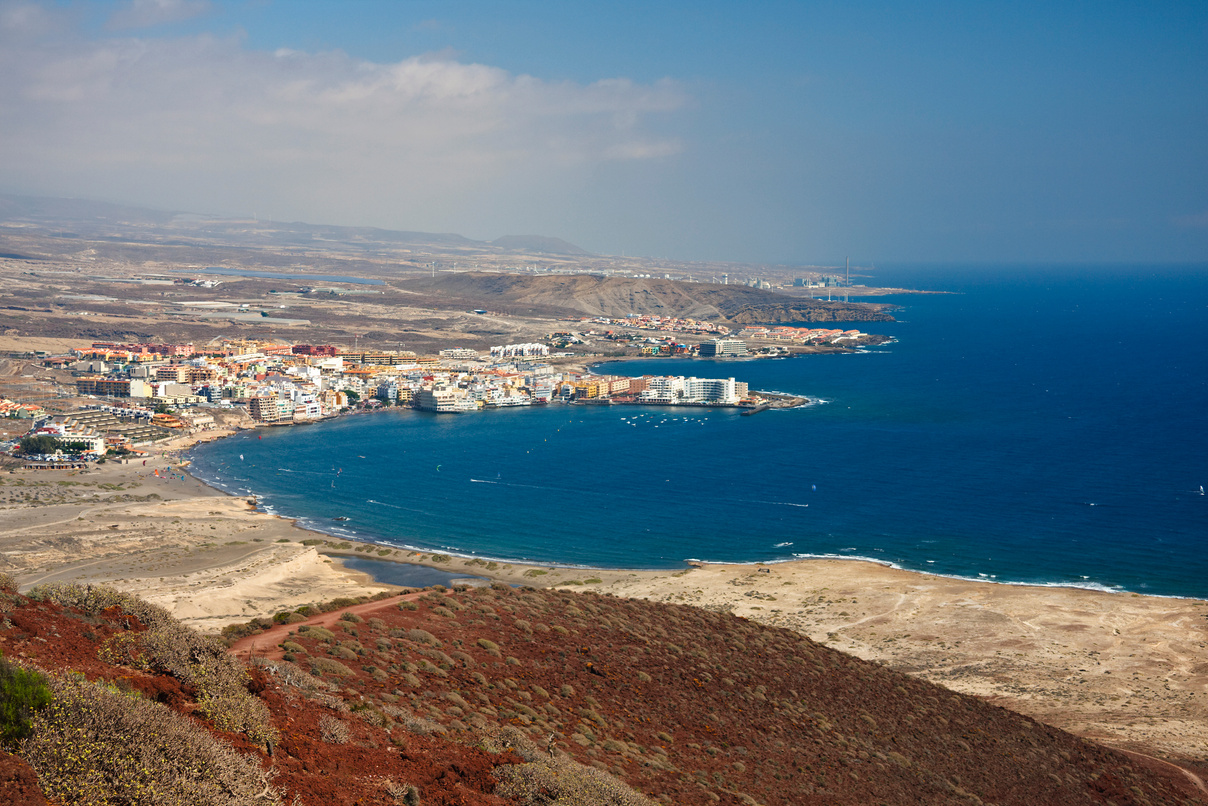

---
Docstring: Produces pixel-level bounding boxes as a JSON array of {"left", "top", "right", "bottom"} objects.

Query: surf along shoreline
[{"left": 5, "top": 418, "right": 1208, "bottom": 765}]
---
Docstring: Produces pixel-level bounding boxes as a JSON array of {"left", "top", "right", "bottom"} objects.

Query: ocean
[{"left": 186, "top": 265, "right": 1208, "bottom": 598}]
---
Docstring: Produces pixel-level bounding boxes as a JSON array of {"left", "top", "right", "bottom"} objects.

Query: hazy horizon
[{"left": 1, "top": 0, "right": 1204, "bottom": 267}]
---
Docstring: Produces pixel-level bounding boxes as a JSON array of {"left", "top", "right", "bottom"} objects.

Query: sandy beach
[
  {"left": 1, "top": 426, "right": 1206, "bottom": 766},
  {"left": 0, "top": 429, "right": 394, "bottom": 631}
]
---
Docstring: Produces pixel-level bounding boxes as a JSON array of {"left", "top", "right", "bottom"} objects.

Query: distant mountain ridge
[
  {"left": 397, "top": 271, "right": 896, "bottom": 323},
  {"left": 491, "top": 234, "right": 594, "bottom": 256},
  {"left": 0, "top": 193, "right": 590, "bottom": 255}
]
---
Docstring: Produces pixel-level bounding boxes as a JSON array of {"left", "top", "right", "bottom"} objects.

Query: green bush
[
  {"left": 0, "top": 654, "right": 51, "bottom": 747},
  {"left": 17, "top": 434, "right": 58, "bottom": 455}
]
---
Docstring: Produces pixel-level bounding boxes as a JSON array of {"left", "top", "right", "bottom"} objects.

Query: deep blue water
[{"left": 187, "top": 265, "right": 1208, "bottom": 598}]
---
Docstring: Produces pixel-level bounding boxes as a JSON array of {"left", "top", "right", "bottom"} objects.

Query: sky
[{"left": 1, "top": 0, "right": 1205, "bottom": 265}]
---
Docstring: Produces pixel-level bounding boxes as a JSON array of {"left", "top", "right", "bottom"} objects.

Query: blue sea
[{"left": 186, "top": 265, "right": 1208, "bottom": 598}]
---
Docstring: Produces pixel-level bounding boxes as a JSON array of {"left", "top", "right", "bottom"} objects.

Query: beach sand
[
  {"left": 1, "top": 430, "right": 1205, "bottom": 764},
  {"left": 0, "top": 430, "right": 392, "bottom": 632}
]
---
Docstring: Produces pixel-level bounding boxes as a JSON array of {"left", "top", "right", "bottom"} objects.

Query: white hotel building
[{"left": 638, "top": 376, "right": 743, "bottom": 405}]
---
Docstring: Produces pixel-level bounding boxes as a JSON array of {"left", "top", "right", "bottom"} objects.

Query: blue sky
[{"left": 1, "top": 0, "right": 1204, "bottom": 265}]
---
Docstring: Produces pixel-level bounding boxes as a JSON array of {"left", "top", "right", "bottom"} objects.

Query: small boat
[{"left": 333, "top": 516, "right": 350, "bottom": 522}]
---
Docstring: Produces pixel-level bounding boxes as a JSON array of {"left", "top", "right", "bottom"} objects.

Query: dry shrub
[
  {"left": 418, "top": 648, "right": 454, "bottom": 668},
  {"left": 485, "top": 727, "right": 655, "bottom": 806},
  {"left": 0, "top": 572, "right": 17, "bottom": 593},
  {"left": 250, "top": 657, "right": 332, "bottom": 692},
  {"left": 272, "top": 611, "right": 306, "bottom": 625},
  {"left": 382, "top": 706, "right": 446, "bottom": 736},
  {"left": 22, "top": 674, "right": 280, "bottom": 805},
  {"left": 445, "top": 692, "right": 470, "bottom": 710},
  {"left": 33, "top": 584, "right": 278, "bottom": 747},
  {"left": 311, "top": 658, "right": 356, "bottom": 678},
  {"left": 407, "top": 628, "right": 440, "bottom": 647},
  {"left": 309, "top": 692, "right": 351, "bottom": 712},
  {"left": 416, "top": 659, "right": 448, "bottom": 678},
  {"left": 318, "top": 714, "right": 350, "bottom": 744},
  {"left": 354, "top": 706, "right": 388, "bottom": 729},
  {"left": 299, "top": 625, "right": 336, "bottom": 642},
  {"left": 381, "top": 778, "right": 421, "bottom": 805}
]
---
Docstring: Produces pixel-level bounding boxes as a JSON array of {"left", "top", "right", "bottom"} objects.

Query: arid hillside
[
  {"left": 1, "top": 579, "right": 1202, "bottom": 806},
  {"left": 395, "top": 272, "right": 895, "bottom": 323}
]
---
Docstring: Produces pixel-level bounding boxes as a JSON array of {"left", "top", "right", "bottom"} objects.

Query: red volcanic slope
[{"left": 1, "top": 585, "right": 1205, "bottom": 805}]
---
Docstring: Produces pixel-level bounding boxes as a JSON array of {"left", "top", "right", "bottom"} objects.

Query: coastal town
[{"left": 0, "top": 329, "right": 870, "bottom": 461}]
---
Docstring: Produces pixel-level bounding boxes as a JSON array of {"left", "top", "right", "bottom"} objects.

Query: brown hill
[
  {"left": 2, "top": 580, "right": 1203, "bottom": 805},
  {"left": 395, "top": 272, "right": 895, "bottom": 323},
  {"left": 491, "top": 235, "right": 594, "bottom": 256}
]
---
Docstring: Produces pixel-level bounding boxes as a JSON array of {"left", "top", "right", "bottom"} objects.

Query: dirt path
[
  {"left": 229, "top": 590, "right": 431, "bottom": 661},
  {"left": 1115, "top": 748, "right": 1208, "bottom": 801}
]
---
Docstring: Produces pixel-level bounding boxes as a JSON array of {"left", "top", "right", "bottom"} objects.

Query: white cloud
[
  {"left": 0, "top": 5, "right": 686, "bottom": 234},
  {"left": 106, "top": 0, "right": 211, "bottom": 30}
]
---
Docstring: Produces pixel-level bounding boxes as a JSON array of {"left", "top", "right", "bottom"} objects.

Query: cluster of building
[
  {"left": 14, "top": 404, "right": 218, "bottom": 461},
  {"left": 0, "top": 398, "right": 46, "bottom": 419},
  {"left": 55, "top": 339, "right": 758, "bottom": 427},
  {"left": 573, "top": 315, "right": 731, "bottom": 335},
  {"left": 489, "top": 343, "right": 550, "bottom": 358},
  {"left": 735, "top": 326, "right": 868, "bottom": 343}
]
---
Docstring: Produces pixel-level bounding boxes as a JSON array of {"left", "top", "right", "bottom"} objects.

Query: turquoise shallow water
[{"left": 188, "top": 265, "right": 1208, "bottom": 597}]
